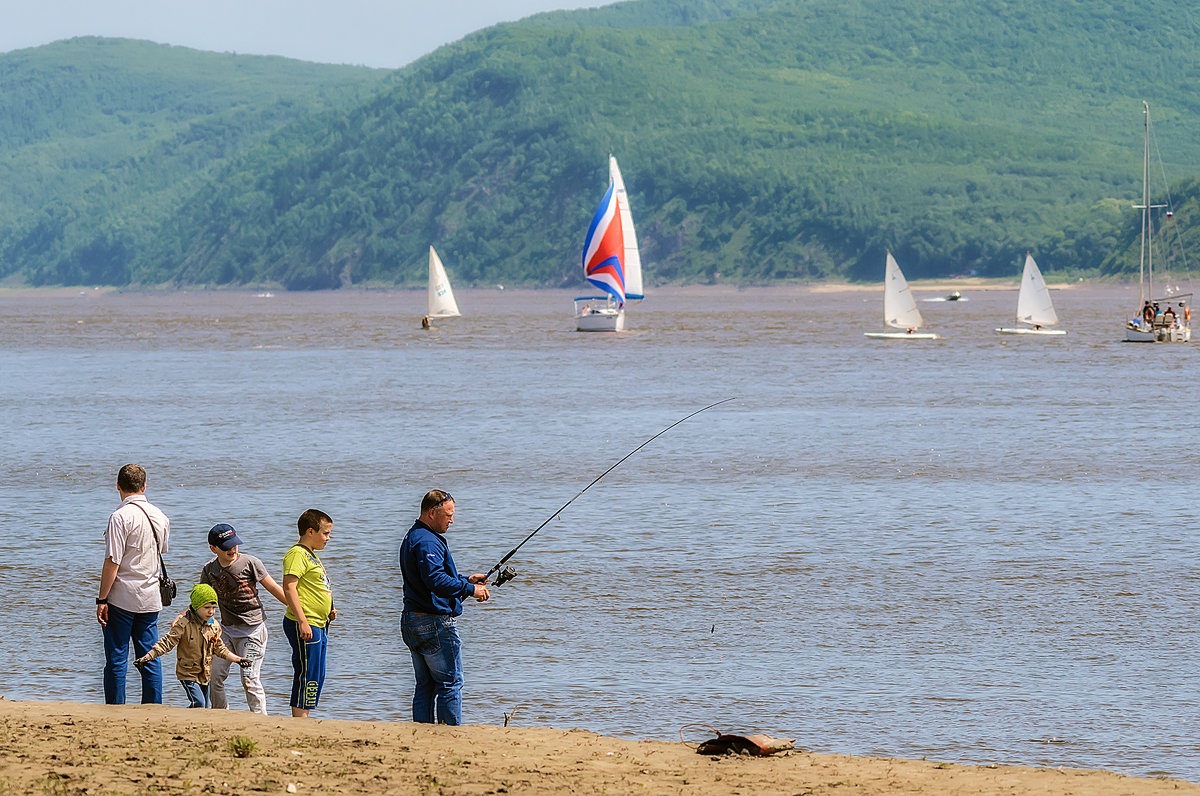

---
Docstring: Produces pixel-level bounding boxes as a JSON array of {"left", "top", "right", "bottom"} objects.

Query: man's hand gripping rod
[{"left": 485, "top": 398, "right": 736, "bottom": 587}]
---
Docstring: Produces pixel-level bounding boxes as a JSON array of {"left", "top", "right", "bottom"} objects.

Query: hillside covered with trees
[
  {"left": 0, "top": 37, "right": 386, "bottom": 285},
  {"left": 4, "top": 0, "right": 1200, "bottom": 289}
]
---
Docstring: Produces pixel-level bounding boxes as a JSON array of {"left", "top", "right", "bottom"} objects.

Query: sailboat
[
  {"left": 996, "top": 253, "right": 1066, "bottom": 335},
  {"left": 1123, "top": 102, "right": 1191, "bottom": 343},
  {"left": 865, "top": 251, "right": 939, "bottom": 339},
  {"left": 422, "top": 245, "right": 460, "bottom": 329},
  {"left": 575, "top": 155, "right": 644, "bottom": 332}
]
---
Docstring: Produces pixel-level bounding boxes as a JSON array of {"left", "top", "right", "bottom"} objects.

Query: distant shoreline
[
  {"left": 0, "top": 278, "right": 1108, "bottom": 299},
  {"left": 0, "top": 698, "right": 1193, "bottom": 795}
]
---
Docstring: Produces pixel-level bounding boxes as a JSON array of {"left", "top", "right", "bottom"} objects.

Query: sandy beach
[{"left": 0, "top": 699, "right": 1194, "bottom": 795}]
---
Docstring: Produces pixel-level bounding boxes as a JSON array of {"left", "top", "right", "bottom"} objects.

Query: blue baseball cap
[{"left": 208, "top": 523, "right": 243, "bottom": 551}]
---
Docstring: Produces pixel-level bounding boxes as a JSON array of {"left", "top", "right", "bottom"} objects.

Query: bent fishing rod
[{"left": 485, "top": 397, "right": 736, "bottom": 586}]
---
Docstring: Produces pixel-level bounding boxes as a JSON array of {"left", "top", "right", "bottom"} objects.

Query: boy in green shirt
[{"left": 282, "top": 508, "right": 336, "bottom": 718}]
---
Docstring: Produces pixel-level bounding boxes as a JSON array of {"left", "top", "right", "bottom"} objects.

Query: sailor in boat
[
  {"left": 421, "top": 316, "right": 430, "bottom": 329},
  {"left": 946, "top": 291, "right": 962, "bottom": 301},
  {"left": 906, "top": 327, "right": 916, "bottom": 335},
  {"left": 1163, "top": 305, "right": 1177, "bottom": 326}
]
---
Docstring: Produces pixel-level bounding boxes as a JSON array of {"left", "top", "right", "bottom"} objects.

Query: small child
[
  {"left": 135, "top": 583, "right": 250, "bottom": 708},
  {"left": 200, "top": 523, "right": 287, "bottom": 715}
]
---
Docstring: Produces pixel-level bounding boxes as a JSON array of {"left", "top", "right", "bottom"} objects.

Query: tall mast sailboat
[
  {"left": 996, "top": 253, "right": 1066, "bottom": 335},
  {"left": 865, "top": 251, "right": 939, "bottom": 339},
  {"left": 1123, "top": 102, "right": 1191, "bottom": 343},
  {"left": 575, "top": 155, "right": 644, "bottom": 332}
]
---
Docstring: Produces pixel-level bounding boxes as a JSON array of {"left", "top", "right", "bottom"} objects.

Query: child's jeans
[{"left": 180, "top": 680, "right": 210, "bottom": 708}]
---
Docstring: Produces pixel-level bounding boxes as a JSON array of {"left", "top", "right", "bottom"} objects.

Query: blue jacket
[{"left": 398, "top": 520, "right": 474, "bottom": 616}]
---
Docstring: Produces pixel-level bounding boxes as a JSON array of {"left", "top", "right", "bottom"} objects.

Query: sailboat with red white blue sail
[{"left": 575, "top": 155, "right": 643, "bottom": 331}]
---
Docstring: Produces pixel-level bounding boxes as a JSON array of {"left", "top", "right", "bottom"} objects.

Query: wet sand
[{"left": 0, "top": 699, "right": 1193, "bottom": 795}]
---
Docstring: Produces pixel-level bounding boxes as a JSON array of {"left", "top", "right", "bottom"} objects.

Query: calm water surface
[{"left": 1, "top": 284, "right": 1197, "bottom": 780}]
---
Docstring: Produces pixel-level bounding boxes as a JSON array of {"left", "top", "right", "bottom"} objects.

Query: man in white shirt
[{"left": 95, "top": 464, "right": 170, "bottom": 704}]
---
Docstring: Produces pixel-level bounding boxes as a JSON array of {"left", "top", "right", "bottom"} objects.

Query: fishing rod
[{"left": 486, "top": 397, "right": 736, "bottom": 586}]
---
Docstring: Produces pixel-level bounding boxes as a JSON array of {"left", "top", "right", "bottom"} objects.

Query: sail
[
  {"left": 883, "top": 251, "right": 924, "bottom": 329},
  {"left": 609, "top": 155, "right": 642, "bottom": 299},
  {"left": 1016, "top": 253, "right": 1058, "bottom": 327},
  {"left": 582, "top": 180, "right": 625, "bottom": 305},
  {"left": 427, "top": 246, "right": 461, "bottom": 318}
]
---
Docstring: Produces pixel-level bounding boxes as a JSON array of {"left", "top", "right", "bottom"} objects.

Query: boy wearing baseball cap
[
  {"left": 135, "top": 583, "right": 250, "bottom": 708},
  {"left": 199, "top": 523, "right": 287, "bottom": 714}
]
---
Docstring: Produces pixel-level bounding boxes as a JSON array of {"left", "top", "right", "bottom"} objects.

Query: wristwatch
[{"left": 96, "top": 597, "right": 108, "bottom": 605}]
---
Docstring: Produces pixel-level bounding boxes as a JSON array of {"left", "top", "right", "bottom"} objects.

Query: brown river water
[{"left": 0, "top": 283, "right": 1197, "bottom": 779}]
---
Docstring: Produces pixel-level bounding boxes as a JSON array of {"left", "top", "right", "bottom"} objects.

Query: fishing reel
[{"left": 492, "top": 566, "right": 517, "bottom": 587}]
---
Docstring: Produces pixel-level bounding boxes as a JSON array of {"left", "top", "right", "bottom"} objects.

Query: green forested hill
[
  {"left": 5, "top": 1, "right": 1200, "bottom": 288},
  {"left": 0, "top": 37, "right": 385, "bottom": 284}
]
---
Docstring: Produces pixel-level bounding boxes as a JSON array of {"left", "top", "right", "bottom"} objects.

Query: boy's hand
[
  {"left": 134, "top": 658, "right": 147, "bottom": 672},
  {"left": 237, "top": 658, "right": 253, "bottom": 669}
]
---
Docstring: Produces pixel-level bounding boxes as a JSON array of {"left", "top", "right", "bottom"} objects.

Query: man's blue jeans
[
  {"left": 401, "top": 612, "right": 463, "bottom": 725},
  {"left": 102, "top": 604, "right": 162, "bottom": 704}
]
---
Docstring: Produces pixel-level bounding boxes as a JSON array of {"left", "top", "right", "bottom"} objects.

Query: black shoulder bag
[{"left": 132, "top": 502, "right": 176, "bottom": 607}]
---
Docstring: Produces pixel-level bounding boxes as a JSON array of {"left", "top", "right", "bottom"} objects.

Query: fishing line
[{"left": 486, "top": 397, "right": 737, "bottom": 585}]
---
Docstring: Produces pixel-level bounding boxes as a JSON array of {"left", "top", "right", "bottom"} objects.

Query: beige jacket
[{"left": 136, "top": 610, "right": 240, "bottom": 684}]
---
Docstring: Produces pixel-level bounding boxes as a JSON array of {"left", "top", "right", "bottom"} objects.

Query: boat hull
[
  {"left": 864, "top": 331, "right": 939, "bottom": 339},
  {"left": 1124, "top": 322, "right": 1191, "bottom": 342},
  {"left": 996, "top": 327, "right": 1067, "bottom": 335},
  {"left": 576, "top": 309, "right": 625, "bottom": 332}
]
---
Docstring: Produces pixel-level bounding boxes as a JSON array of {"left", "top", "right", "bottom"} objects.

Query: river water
[{"left": 1, "top": 283, "right": 1197, "bottom": 780}]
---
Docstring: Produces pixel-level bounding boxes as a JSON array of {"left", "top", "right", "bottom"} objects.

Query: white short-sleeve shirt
[{"left": 104, "top": 494, "right": 170, "bottom": 613}]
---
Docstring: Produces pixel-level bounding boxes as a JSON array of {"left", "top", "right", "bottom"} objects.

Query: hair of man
[
  {"left": 420, "top": 490, "right": 453, "bottom": 514},
  {"left": 116, "top": 463, "right": 146, "bottom": 493},
  {"left": 297, "top": 508, "right": 332, "bottom": 536}
]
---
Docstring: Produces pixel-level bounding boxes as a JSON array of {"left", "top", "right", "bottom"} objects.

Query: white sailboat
[
  {"left": 1123, "top": 102, "right": 1191, "bottom": 343},
  {"left": 865, "top": 251, "right": 939, "bottom": 339},
  {"left": 996, "top": 253, "right": 1066, "bottom": 335},
  {"left": 422, "top": 245, "right": 460, "bottom": 328},
  {"left": 575, "top": 155, "right": 644, "bottom": 332}
]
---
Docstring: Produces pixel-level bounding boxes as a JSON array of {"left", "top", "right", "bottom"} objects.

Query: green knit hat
[{"left": 190, "top": 583, "right": 218, "bottom": 612}]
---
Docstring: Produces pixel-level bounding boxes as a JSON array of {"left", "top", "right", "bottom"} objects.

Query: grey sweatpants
[{"left": 210, "top": 623, "right": 268, "bottom": 714}]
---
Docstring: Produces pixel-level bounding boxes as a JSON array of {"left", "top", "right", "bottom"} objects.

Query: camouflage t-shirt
[{"left": 200, "top": 553, "right": 270, "bottom": 638}]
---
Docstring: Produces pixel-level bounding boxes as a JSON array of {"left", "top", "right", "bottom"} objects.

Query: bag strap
[{"left": 130, "top": 501, "right": 169, "bottom": 580}]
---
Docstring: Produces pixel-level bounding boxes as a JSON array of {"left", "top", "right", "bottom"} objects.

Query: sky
[{"left": 0, "top": 0, "right": 612, "bottom": 69}]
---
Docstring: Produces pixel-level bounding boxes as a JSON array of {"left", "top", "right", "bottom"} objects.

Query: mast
[
  {"left": 1145, "top": 101, "right": 1154, "bottom": 303},
  {"left": 1140, "top": 101, "right": 1151, "bottom": 305}
]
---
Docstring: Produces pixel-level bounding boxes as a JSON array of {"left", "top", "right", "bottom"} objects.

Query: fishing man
[{"left": 398, "top": 490, "right": 489, "bottom": 725}]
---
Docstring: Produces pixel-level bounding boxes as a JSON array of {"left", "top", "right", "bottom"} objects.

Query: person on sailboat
[{"left": 421, "top": 316, "right": 431, "bottom": 330}]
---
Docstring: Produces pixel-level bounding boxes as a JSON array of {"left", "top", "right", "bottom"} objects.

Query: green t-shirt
[{"left": 283, "top": 544, "right": 332, "bottom": 627}]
